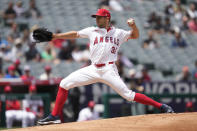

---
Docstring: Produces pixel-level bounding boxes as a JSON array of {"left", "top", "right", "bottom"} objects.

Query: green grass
[
  {"left": 0, "top": 128, "right": 7, "bottom": 130},
  {"left": 0, "top": 127, "right": 21, "bottom": 130}
]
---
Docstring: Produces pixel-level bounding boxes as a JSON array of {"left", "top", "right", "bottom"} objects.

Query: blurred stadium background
[{"left": 0, "top": 0, "right": 197, "bottom": 129}]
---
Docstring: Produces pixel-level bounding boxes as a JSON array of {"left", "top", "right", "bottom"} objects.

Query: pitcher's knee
[{"left": 60, "top": 79, "right": 75, "bottom": 90}]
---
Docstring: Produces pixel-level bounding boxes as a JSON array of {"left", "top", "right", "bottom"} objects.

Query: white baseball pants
[
  {"left": 6, "top": 110, "right": 35, "bottom": 128},
  {"left": 60, "top": 63, "right": 135, "bottom": 101}
]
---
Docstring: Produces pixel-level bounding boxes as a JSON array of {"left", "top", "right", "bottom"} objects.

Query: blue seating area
[{"left": 1, "top": 0, "right": 197, "bottom": 81}]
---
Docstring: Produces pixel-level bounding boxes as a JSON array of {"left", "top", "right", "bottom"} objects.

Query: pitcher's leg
[
  {"left": 51, "top": 87, "right": 68, "bottom": 117},
  {"left": 59, "top": 66, "right": 98, "bottom": 90},
  {"left": 52, "top": 65, "right": 98, "bottom": 117},
  {"left": 134, "top": 93, "right": 174, "bottom": 113},
  {"left": 134, "top": 93, "right": 161, "bottom": 108},
  {"left": 102, "top": 70, "right": 135, "bottom": 101},
  {"left": 102, "top": 68, "right": 174, "bottom": 113},
  {"left": 38, "top": 65, "right": 98, "bottom": 125}
]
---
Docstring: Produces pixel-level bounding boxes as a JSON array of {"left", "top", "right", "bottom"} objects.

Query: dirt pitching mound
[{"left": 5, "top": 112, "right": 197, "bottom": 131}]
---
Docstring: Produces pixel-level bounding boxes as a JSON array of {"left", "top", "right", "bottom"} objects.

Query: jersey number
[{"left": 111, "top": 46, "right": 117, "bottom": 54}]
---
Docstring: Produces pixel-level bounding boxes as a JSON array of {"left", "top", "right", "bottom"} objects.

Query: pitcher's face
[{"left": 96, "top": 16, "right": 109, "bottom": 28}]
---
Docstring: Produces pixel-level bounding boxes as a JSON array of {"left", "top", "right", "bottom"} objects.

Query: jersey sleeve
[
  {"left": 119, "top": 29, "right": 133, "bottom": 44},
  {"left": 77, "top": 27, "right": 93, "bottom": 38}
]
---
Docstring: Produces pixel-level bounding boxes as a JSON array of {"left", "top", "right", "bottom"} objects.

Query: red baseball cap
[
  {"left": 8, "top": 65, "right": 15, "bottom": 71},
  {"left": 14, "top": 59, "right": 20, "bottom": 65},
  {"left": 91, "top": 9, "right": 111, "bottom": 18},
  {"left": 88, "top": 101, "right": 95, "bottom": 108},
  {"left": 4, "top": 85, "right": 12, "bottom": 93},
  {"left": 45, "top": 65, "right": 51, "bottom": 71}
]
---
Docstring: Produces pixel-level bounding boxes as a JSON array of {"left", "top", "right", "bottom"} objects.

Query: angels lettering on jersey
[
  {"left": 78, "top": 26, "right": 132, "bottom": 64},
  {"left": 93, "top": 36, "right": 120, "bottom": 46}
]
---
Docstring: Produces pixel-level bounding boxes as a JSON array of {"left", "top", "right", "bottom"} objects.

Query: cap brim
[
  {"left": 91, "top": 14, "right": 108, "bottom": 18},
  {"left": 91, "top": 14, "right": 97, "bottom": 18}
]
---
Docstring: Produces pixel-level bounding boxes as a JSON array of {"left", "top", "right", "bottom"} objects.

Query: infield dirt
[{"left": 4, "top": 112, "right": 197, "bottom": 131}]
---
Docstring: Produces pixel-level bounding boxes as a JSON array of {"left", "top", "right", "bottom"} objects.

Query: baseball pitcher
[{"left": 33, "top": 9, "right": 174, "bottom": 125}]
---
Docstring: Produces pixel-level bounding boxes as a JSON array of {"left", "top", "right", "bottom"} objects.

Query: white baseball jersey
[
  {"left": 60, "top": 26, "right": 135, "bottom": 102},
  {"left": 23, "top": 99, "right": 43, "bottom": 113},
  {"left": 78, "top": 26, "right": 132, "bottom": 64},
  {"left": 77, "top": 107, "right": 99, "bottom": 122}
]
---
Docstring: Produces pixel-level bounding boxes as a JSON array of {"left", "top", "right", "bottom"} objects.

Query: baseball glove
[{"left": 33, "top": 28, "right": 53, "bottom": 42}]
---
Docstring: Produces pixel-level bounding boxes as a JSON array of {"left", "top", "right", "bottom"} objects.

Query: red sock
[
  {"left": 134, "top": 93, "right": 162, "bottom": 108},
  {"left": 52, "top": 87, "right": 68, "bottom": 116}
]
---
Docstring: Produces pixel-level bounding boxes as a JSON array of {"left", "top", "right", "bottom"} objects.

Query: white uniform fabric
[
  {"left": 6, "top": 99, "right": 43, "bottom": 128},
  {"left": 77, "top": 107, "right": 99, "bottom": 121},
  {"left": 78, "top": 26, "right": 131, "bottom": 64},
  {"left": 23, "top": 99, "right": 43, "bottom": 113},
  {"left": 6, "top": 110, "right": 35, "bottom": 128},
  {"left": 39, "top": 73, "right": 54, "bottom": 80},
  {"left": 60, "top": 26, "right": 135, "bottom": 101}
]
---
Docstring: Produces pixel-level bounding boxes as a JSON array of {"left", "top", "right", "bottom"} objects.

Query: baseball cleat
[
  {"left": 37, "top": 114, "right": 61, "bottom": 125},
  {"left": 160, "top": 104, "right": 174, "bottom": 113}
]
